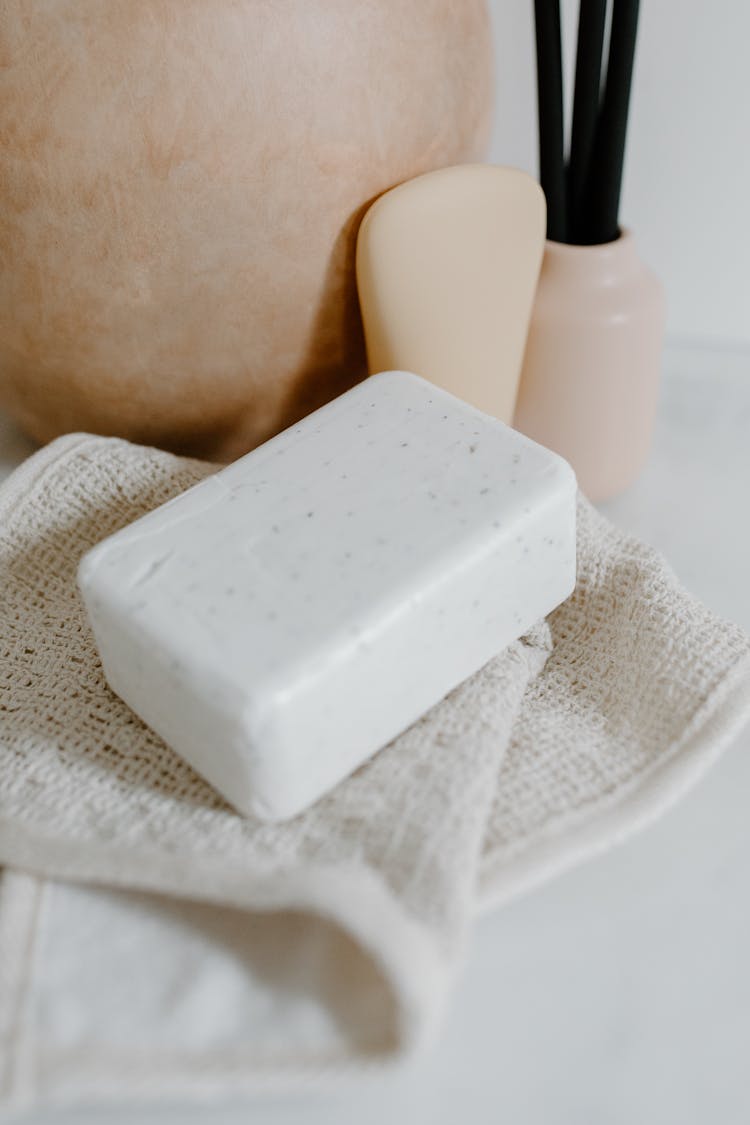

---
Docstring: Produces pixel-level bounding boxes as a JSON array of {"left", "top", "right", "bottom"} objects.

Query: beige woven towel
[{"left": 2, "top": 433, "right": 750, "bottom": 1106}]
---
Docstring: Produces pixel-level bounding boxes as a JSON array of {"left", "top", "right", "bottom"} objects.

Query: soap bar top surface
[
  {"left": 84, "top": 372, "right": 566, "bottom": 693},
  {"left": 79, "top": 371, "right": 576, "bottom": 819}
]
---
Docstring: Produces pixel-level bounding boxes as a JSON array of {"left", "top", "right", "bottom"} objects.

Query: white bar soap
[{"left": 78, "top": 371, "right": 576, "bottom": 821}]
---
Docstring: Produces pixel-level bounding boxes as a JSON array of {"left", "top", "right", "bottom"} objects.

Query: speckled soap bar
[{"left": 78, "top": 371, "right": 577, "bottom": 821}]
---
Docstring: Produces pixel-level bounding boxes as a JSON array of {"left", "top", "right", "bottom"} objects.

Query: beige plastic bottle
[{"left": 356, "top": 164, "right": 546, "bottom": 424}]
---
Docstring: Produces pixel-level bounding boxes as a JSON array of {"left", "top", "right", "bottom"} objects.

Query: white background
[{"left": 488, "top": 0, "right": 750, "bottom": 346}]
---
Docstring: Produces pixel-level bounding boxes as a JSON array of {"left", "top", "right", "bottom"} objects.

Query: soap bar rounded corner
[
  {"left": 365, "top": 367, "right": 418, "bottom": 388},
  {"left": 508, "top": 423, "right": 579, "bottom": 497},
  {"left": 77, "top": 540, "right": 107, "bottom": 602},
  {"left": 365, "top": 368, "right": 435, "bottom": 397},
  {"left": 548, "top": 448, "right": 579, "bottom": 498}
]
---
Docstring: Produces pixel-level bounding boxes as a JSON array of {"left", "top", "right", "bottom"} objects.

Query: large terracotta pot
[{"left": 0, "top": 1, "right": 493, "bottom": 459}]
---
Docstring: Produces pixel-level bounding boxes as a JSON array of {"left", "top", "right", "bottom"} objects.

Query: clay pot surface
[{"left": 0, "top": 0, "right": 492, "bottom": 459}]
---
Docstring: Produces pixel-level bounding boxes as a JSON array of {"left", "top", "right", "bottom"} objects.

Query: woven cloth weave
[{"left": 1, "top": 433, "right": 749, "bottom": 1106}]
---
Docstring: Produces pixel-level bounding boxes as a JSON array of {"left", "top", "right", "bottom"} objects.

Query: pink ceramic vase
[{"left": 513, "top": 230, "right": 666, "bottom": 502}]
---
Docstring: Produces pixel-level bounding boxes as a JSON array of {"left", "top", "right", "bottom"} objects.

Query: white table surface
[{"left": 5, "top": 345, "right": 750, "bottom": 1125}]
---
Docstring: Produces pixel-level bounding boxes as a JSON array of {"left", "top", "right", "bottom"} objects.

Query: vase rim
[
  {"left": 539, "top": 228, "right": 638, "bottom": 270},
  {"left": 546, "top": 225, "right": 634, "bottom": 249},
  {"left": 544, "top": 228, "right": 634, "bottom": 256}
]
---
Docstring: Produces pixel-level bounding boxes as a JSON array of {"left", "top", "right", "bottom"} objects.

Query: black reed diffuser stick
[
  {"left": 534, "top": 0, "right": 567, "bottom": 242},
  {"left": 534, "top": 0, "right": 641, "bottom": 245},
  {"left": 585, "top": 0, "right": 640, "bottom": 242},
  {"left": 568, "top": 0, "right": 608, "bottom": 243}
]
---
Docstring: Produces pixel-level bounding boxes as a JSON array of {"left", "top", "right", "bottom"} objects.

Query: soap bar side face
[
  {"left": 79, "top": 371, "right": 576, "bottom": 820},
  {"left": 81, "top": 583, "right": 255, "bottom": 808}
]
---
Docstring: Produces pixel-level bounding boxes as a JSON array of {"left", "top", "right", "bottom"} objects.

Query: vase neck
[{"left": 542, "top": 229, "right": 640, "bottom": 283}]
